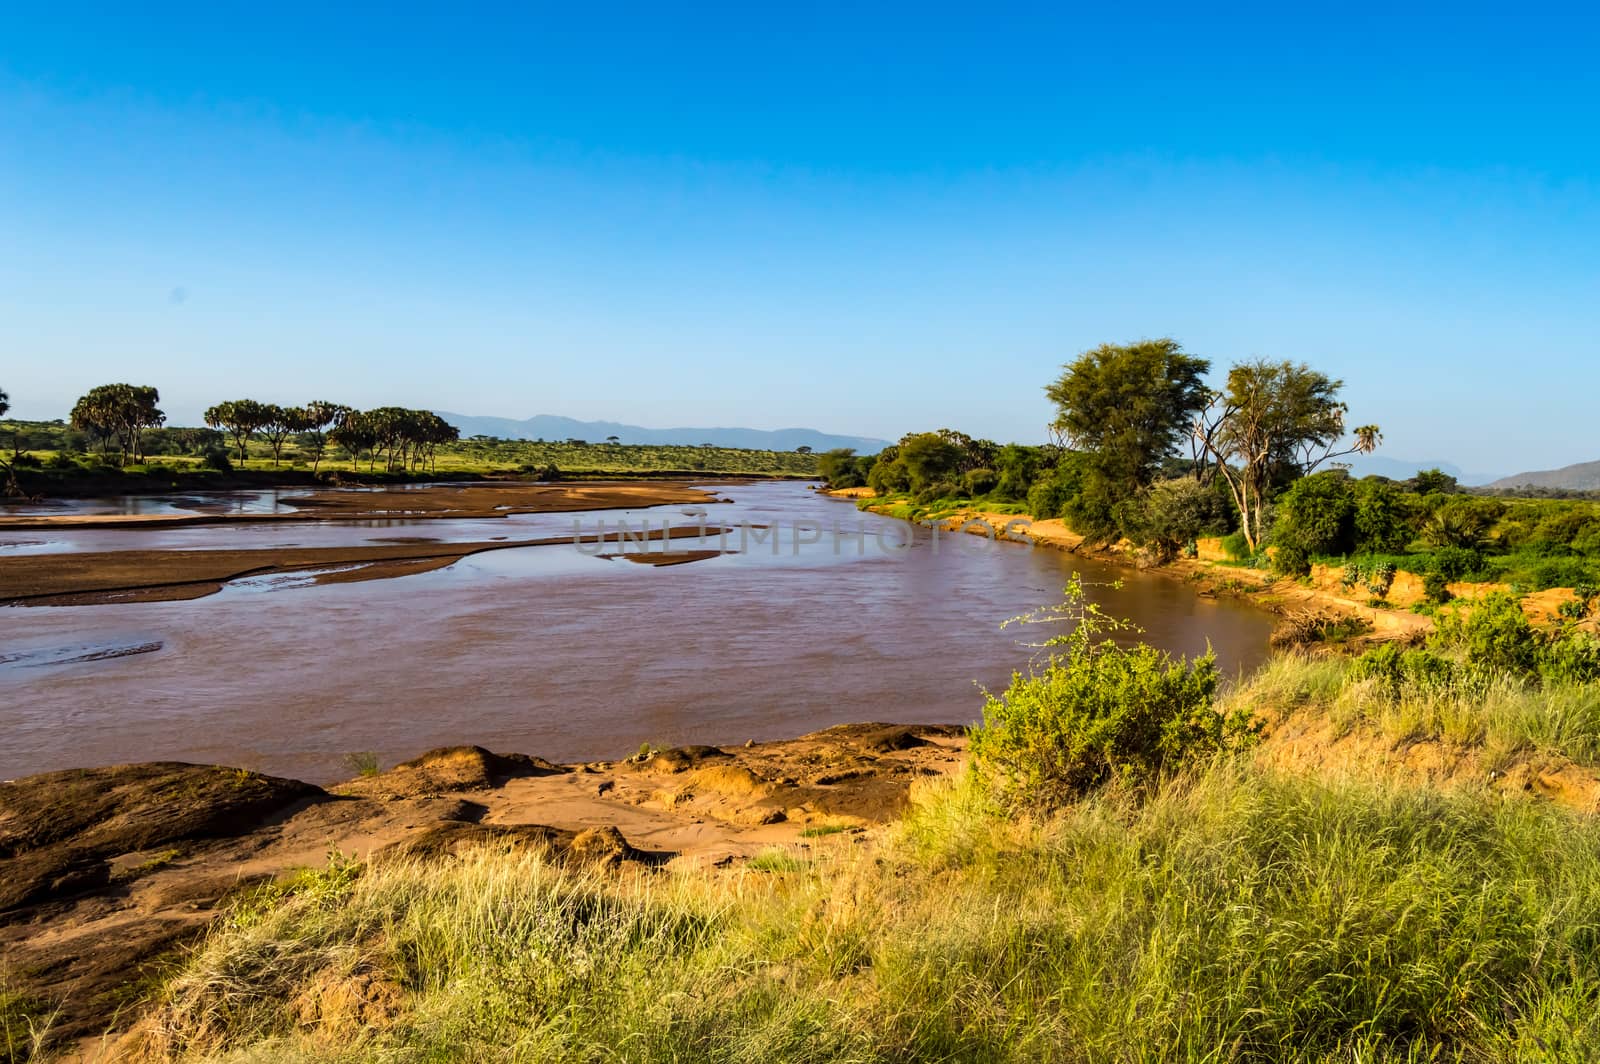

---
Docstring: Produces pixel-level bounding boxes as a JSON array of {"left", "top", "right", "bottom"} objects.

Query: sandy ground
[
  {"left": 0, "top": 481, "right": 743, "bottom": 605},
  {"left": 0, "top": 524, "right": 733, "bottom": 605},
  {"left": 0, "top": 480, "right": 717, "bottom": 532},
  {"left": 1, "top": 724, "right": 967, "bottom": 1048}
]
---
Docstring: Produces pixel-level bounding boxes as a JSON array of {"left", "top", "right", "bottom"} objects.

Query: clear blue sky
[{"left": 2, "top": 3, "right": 1596, "bottom": 474}]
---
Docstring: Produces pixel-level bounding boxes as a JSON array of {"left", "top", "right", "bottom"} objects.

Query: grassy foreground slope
[
  {"left": 120, "top": 761, "right": 1600, "bottom": 1063},
  {"left": 97, "top": 592, "right": 1600, "bottom": 1064}
]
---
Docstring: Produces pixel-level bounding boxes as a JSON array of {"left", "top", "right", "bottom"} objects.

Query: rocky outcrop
[
  {"left": 334, "top": 745, "right": 565, "bottom": 799},
  {"left": 0, "top": 726, "right": 970, "bottom": 1049},
  {"left": 0, "top": 762, "right": 321, "bottom": 915}
]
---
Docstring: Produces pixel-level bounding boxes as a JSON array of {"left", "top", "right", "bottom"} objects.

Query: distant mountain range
[
  {"left": 437, "top": 412, "right": 889, "bottom": 454},
  {"left": 1340, "top": 455, "right": 1501, "bottom": 487},
  {"left": 1488, "top": 460, "right": 1600, "bottom": 492}
]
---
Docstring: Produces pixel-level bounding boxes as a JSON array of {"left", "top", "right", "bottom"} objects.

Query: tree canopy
[
  {"left": 1041, "top": 340, "right": 1211, "bottom": 542},
  {"left": 1196, "top": 359, "right": 1380, "bottom": 549},
  {"left": 69, "top": 383, "right": 165, "bottom": 465},
  {"left": 1046, "top": 340, "right": 1211, "bottom": 490},
  {"left": 205, "top": 400, "right": 273, "bottom": 463}
]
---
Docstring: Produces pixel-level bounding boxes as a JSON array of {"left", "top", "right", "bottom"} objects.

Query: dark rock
[{"left": 0, "top": 762, "right": 322, "bottom": 913}]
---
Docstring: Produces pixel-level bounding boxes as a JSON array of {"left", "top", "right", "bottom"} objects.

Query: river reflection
[{"left": 0, "top": 482, "right": 1275, "bottom": 782}]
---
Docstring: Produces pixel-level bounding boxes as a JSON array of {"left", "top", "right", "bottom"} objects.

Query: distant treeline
[{"left": 0, "top": 381, "right": 821, "bottom": 489}]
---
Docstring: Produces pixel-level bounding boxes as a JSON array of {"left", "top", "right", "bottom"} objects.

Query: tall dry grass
[
  {"left": 1228, "top": 651, "right": 1600, "bottom": 773},
  {"left": 121, "top": 761, "right": 1600, "bottom": 1063}
]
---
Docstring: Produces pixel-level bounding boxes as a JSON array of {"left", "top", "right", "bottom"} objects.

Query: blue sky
[{"left": 2, "top": 4, "right": 1596, "bottom": 474}]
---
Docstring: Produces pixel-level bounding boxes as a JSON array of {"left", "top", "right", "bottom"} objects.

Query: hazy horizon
[{"left": 4, "top": 6, "right": 1597, "bottom": 471}]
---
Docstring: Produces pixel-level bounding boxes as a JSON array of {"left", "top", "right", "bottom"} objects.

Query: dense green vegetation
[
  {"left": 0, "top": 382, "right": 819, "bottom": 492},
  {"left": 818, "top": 340, "right": 1600, "bottom": 592}
]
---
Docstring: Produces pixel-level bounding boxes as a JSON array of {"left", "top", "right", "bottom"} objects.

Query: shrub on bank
[
  {"left": 970, "top": 579, "right": 1254, "bottom": 808},
  {"left": 1347, "top": 592, "right": 1600, "bottom": 691},
  {"left": 962, "top": 467, "right": 998, "bottom": 496}
]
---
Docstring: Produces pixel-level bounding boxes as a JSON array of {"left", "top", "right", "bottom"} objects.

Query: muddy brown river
[{"left": 0, "top": 482, "right": 1275, "bottom": 782}]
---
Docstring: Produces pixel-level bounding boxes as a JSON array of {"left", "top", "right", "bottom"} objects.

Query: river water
[{"left": 0, "top": 482, "right": 1275, "bottom": 783}]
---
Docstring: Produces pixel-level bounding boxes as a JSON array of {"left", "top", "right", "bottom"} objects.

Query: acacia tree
[
  {"left": 897, "top": 432, "right": 963, "bottom": 491},
  {"left": 256, "top": 404, "right": 296, "bottom": 467},
  {"left": 1044, "top": 339, "right": 1210, "bottom": 542},
  {"left": 1195, "top": 359, "right": 1381, "bottom": 550},
  {"left": 290, "top": 401, "right": 349, "bottom": 474},
  {"left": 1047, "top": 340, "right": 1212, "bottom": 489},
  {"left": 0, "top": 385, "right": 17, "bottom": 495},
  {"left": 329, "top": 410, "right": 377, "bottom": 470},
  {"left": 70, "top": 384, "right": 165, "bottom": 464},
  {"left": 205, "top": 399, "right": 271, "bottom": 463},
  {"left": 70, "top": 393, "right": 116, "bottom": 456}
]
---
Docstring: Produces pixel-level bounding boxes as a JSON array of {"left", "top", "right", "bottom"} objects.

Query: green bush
[
  {"left": 1422, "top": 593, "right": 1600, "bottom": 686},
  {"left": 991, "top": 444, "right": 1039, "bottom": 502},
  {"left": 1352, "top": 478, "right": 1415, "bottom": 553},
  {"left": 1422, "top": 569, "right": 1452, "bottom": 604},
  {"left": 1532, "top": 509, "right": 1598, "bottom": 547},
  {"left": 1435, "top": 593, "right": 1542, "bottom": 676},
  {"left": 1117, "top": 477, "right": 1226, "bottom": 563},
  {"left": 971, "top": 580, "right": 1252, "bottom": 809},
  {"left": 1530, "top": 556, "right": 1596, "bottom": 590},
  {"left": 1221, "top": 531, "right": 1251, "bottom": 561},
  {"left": 1058, "top": 466, "right": 1123, "bottom": 545},
  {"left": 1350, "top": 642, "right": 1458, "bottom": 694},
  {"left": 1270, "top": 541, "right": 1312, "bottom": 578},
  {"left": 962, "top": 467, "right": 998, "bottom": 496},
  {"left": 1558, "top": 584, "right": 1599, "bottom": 623},
  {"left": 1428, "top": 545, "right": 1483, "bottom": 581},
  {"left": 914, "top": 480, "right": 961, "bottom": 504},
  {"left": 867, "top": 456, "right": 911, "bottom": 495},
  {"left": 198, "top": 445, "right": 233, "bottom": 473},
  {"left": 1542, "top": 630, "right": 1600, "bottom": 686},
  {"left": 1273, "top": 472, "right": 1355, "bottom": 557},
  {"left": 1365, "top": 560, "right": 1397, "bottom": 599},
  {"left": 817, "top": 448, "right": 866, "bottom": 489}
]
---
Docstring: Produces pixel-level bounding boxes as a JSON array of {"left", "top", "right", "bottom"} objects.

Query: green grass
[
  {"left": 745, "top": 848, "right": 810, "bottom": 873},
  {"left": 0, "top": 419, "right": 821, "bottom": 482},
  {"left": 341, "top": 752, "right": 380, "bottom": 778},
  {"left": 1, "top": 986, "right": 54, "bottom": 1064},
  {"left": 798, "top": 823, "right": 855, "bottom": 838},
  {"left": 853, "top": 492, "right": 1018, "bottom": 524},
  {"left": 119, "top": 763, "right": 1600, "bottom": 1063},
  {"left": 1227, "top": 652, "right": 1600, "bottom": 773}
]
